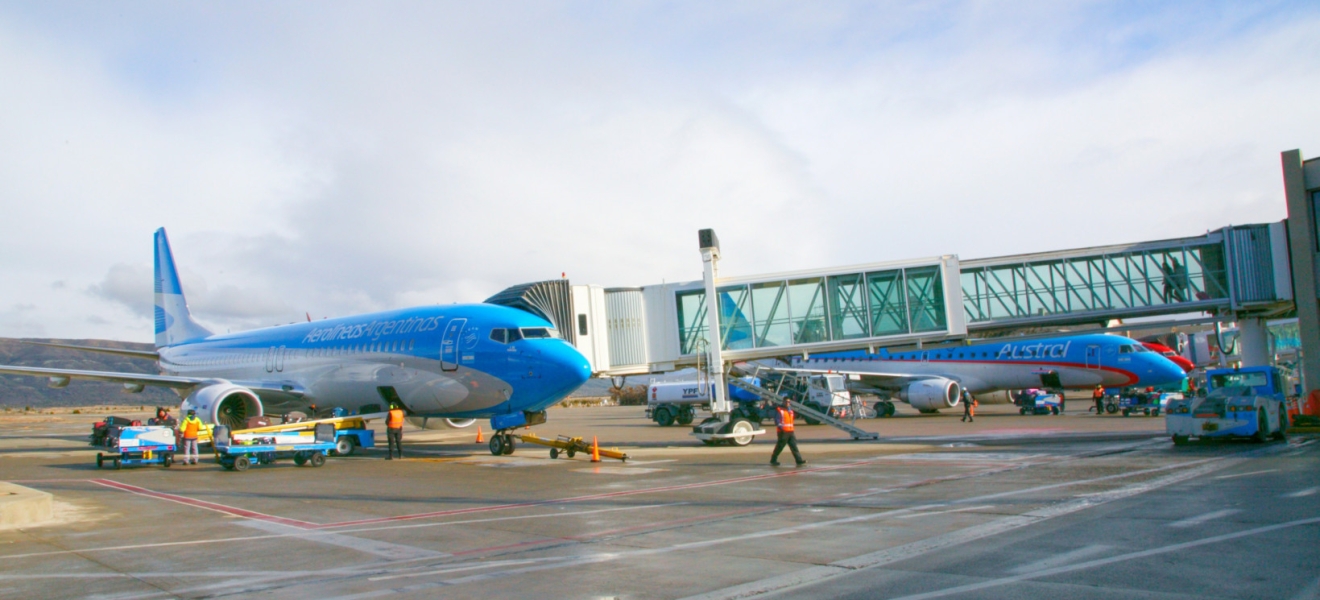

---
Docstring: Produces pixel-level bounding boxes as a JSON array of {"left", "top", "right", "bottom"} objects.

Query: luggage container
[{"left": 96, "top": 426, "right": 176, "bottom": 469}]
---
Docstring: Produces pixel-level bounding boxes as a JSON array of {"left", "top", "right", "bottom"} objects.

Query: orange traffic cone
[
  {"left": 475, "top": 426, "right": 484, "bottom": 443},
  {"left": 591, "top": 436, "right": 601, "bottom": 463}
]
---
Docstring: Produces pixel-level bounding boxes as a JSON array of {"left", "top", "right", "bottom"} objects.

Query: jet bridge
[{"left": 487, "top": 222, "right": 1294, "bottom": 379}]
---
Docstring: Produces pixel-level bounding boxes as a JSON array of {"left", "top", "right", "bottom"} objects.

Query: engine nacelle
[
  {"left": 899, "top": 378, "right": 961, "bottom": 412},
  {"left": 180, "top": 384, "right": 263, "bottom": 430},
  {"left": 406, "top": 417, "right": 477, "bottom": 430}
]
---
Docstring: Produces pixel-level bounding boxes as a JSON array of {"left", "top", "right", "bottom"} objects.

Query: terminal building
[{"left": 489, "top": 150, "right": 1320, "bottom": 399}]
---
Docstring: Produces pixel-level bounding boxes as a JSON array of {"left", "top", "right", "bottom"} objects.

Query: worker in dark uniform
[
  {"left": 1092, "top": 385, "right": 1106, "bottom": 415},
  {"left": 961, "top": 390, "right": 975, "bottom": 422},
  {"left": 386, "top": 403, "right": 405, "bottom": 460},
  {"left": 149, "top": 406, "right": 177, "bottom": 427},
  {"left": 770, "top": 404, "right": 805, "bottom": 467}
]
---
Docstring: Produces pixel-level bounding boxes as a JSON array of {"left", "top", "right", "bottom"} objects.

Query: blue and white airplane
[
  {"left": 0, "top": 229, "right": 592, "bottom": 453},
  {"left": 785, "top": 333, "right": 1188, "bottom": 414}
]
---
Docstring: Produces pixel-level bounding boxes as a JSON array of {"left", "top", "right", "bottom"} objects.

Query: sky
[{"left": 1, "top": 1, "right": 1318, "bottom": 342}]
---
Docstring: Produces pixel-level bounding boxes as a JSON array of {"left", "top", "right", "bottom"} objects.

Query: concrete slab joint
[{"left": 0, "top": 482, "right": 54, "bottom": 528}]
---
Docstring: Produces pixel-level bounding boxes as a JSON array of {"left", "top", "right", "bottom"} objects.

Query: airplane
[
  {"left": 1141, "top": 341, "right": 1195, "bottom": 373},
  {"left": 0, "top": 228, "right": 592, "bottom": 454},
  {"left": 779, "top": 333, "right": 1188, "bottom": 415}
]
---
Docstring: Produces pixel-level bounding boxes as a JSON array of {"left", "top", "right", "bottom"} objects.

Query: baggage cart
[
  {"left": 96, "top": 426, "right": 176, "bottom": 469},
  {"left": 212, "top": 423, "right": 339, "bottom": 472}
]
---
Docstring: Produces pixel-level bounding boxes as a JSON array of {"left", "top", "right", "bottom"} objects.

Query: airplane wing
[
  {"left": 9, "top": 340, "right": 160, "bottom": 360},
  {"left": 0, "top": 365, "right": 305, "bottom": 397}
]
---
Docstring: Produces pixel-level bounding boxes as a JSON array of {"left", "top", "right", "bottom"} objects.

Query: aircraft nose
[
  {"left": 1149, "top": 356, "right": 1186, "bottom": 385},
  {"left": 546, "top": 342, "right": 592, "bottom": 393}
]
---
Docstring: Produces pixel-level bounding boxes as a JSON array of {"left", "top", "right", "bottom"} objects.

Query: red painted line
[{"left": 90, "top": 479, "right": 319, "bottom": 529}]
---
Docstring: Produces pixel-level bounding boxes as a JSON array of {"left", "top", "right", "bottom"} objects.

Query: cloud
[{"left": 0, "top": 2, "right": 1318, "bottom": 341}]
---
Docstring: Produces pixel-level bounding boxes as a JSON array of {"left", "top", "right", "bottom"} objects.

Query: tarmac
[{"left": 0, "top": 402, "right": 1316, "bottom": 599}]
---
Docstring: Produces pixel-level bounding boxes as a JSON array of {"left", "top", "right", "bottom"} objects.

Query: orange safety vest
[
  {"left": 387, "top": 408, "right": 405, "bottom": 429},
  {"left": 180, "top": 417, "right": 202, "bottom": 439},
  {"left": 776, "top": 407, "right": 795, "bottom": 432}
]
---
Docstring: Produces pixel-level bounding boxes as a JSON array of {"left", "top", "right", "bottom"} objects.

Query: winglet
[{"left": 154, "top": 228, "right": 212, "bottom": 348}]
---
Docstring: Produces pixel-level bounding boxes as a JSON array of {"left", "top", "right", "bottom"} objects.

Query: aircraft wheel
[
  {"left": 501, "top": 435, "right": 516, "bottom": 455},
  {"left": 233, "top": 455, "right": 251, "bottom": 471},
  {"left": 489, "top": 435, "right": 506, "bottom": 456},
  {"left": 655, "top": 408, "right": 675, "bottom": 427},
  {"left": 310, "top": 452, "right": 326, "bottom": 467}
]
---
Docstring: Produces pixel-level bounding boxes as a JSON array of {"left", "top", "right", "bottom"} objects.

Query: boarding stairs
[{"left": 726, "top": 369, "right": 879, "bottom": 440}]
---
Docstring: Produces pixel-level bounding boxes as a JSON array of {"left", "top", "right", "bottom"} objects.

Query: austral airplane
[
  {"left": 0, "top": 229, "right": 592, "bottom": 454},
  {"left": 782, "top": 333, "right": 1188, "bottom": 416}
]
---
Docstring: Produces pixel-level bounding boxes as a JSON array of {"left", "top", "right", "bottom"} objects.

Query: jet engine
[
  {"left": 406, "top": 417, "right": 477, "bottom": 430},
  {"left": 179, "top": 384, "right": 263, "bottom": 430},
  {"left": 899, "top": 378, "right": 961, "bottom": 412}
]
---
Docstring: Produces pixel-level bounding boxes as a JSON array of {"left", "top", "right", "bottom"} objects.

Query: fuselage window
[{"left": 490, "top": 329, "right": 507, "bottom": 343}]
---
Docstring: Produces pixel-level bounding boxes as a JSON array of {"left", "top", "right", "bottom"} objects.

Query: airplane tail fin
[{"left": 154, "top": 228, "right": 213, "bottom": 348}]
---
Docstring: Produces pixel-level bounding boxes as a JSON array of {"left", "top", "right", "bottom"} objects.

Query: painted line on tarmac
[
  {"left": 1285, "top": 486, "right": 1318, "bottom": 498},
  {"left": 895, "top": 505, "right": 994, "bottom": 520},
  {"left": 1215, "top": 468, "right": 1279, "bottom": 479},
  {"left": 678, "top": 456, "right": 1236, "bottom": 600},
  {"left": 90, "top": 479, "right": 320, "bottom": 528},
  {"left": 1168, "top": 508, "right": 1241, "bottom": 528},
  {"left": 1007, "top": 544, "right": 1111, "bottom": 574},
  {"left": 0, "top": 503, "right": 671, "bottom": 562},
  {"left": 876, "top": 515, "right": 1320, "bottom": 600}
]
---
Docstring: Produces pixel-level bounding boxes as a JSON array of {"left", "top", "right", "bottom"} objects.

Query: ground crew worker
[
  {"left": 1093, "top": 385, "right": 1106, "bottom": 415},
  {"left": 150, "top": 406, "right": 176, "bottom": 427},
  {"left": 386, "top": 403, "right": 405, "bottom": 460},
  {"left": 179, "top": 409, "right": 203, "bottom": 465},
  {"left": 770, "top": 404, "right": 805, "bottom": 467},
  {"left": 961, "top": 390, "right": 976, "bottom": 422}
]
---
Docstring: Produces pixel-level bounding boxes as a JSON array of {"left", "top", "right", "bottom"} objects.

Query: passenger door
[
  {"left": 1085, "top": 345, "right": 1101, "bottom": 369},
  {"left": 440, "top": 318, "right": 466, "bottom": 372}
]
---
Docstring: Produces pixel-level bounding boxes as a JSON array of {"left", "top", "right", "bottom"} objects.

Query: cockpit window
[
  {"left": 520, "top": 327, "right": 555, "bottom": 339},
  {"left": 489, "top": 329, "right": 508, "bottom": 344},
  {"left": 1119, "top": 345, "right": 1134, "bottom": 354},
  {"left": 507, "top": 328, "right": 523, "bottom": 342},
  {"left": 1134, "top": 345, "right": 1152, "bottom": 353}
]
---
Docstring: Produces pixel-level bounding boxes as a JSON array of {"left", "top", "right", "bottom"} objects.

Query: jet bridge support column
[{"left": 1283, "top": 150, "right": 1320, "bottom": 395}]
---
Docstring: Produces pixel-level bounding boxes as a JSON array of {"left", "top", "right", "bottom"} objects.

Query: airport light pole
[{"left": 699, "top": 229, "right": 728, "bottom": 421}]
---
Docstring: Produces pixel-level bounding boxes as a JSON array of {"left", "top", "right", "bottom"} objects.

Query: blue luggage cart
[
  {"left": 213, "top": 423, "right": 339, "bottom": 472},
  {"left": 96, "top": 426, "right": 177, "bottom": 469}
]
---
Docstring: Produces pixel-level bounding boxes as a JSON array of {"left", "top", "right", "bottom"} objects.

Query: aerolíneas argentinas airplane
[
  {"left": 0, "top": 229, "right": 592, "bottom": 452},
  {"left": 785, "top": 333, "right": 1187, "bottom": 415}
]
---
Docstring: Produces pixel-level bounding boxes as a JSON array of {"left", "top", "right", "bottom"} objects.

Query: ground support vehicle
[
  {"left": 1119, "top": 392, "right": 1183, "bottom": 416},
  {"left": 1016, "top": 391, "right": 1061, "bottom": 415},
  {"left": 226, "top": 412, "right": 382, "bottom": 456},
  {"left": 1166, "top": 366, "right": 1289, "bottom": 444},
  {"left": 516, "top": 433, "right": 629, "bottom": 462},
  {"left": 212, "top": 423, "right": 342, "bottom": 471},
  {"left": 645, "top": 378, "right": 764, "bottom": 427},
  {"left": 95, "top": 426, "right": 176, "bottom": 469}
]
